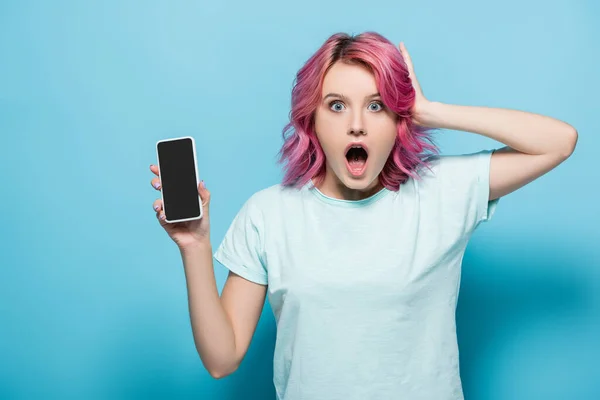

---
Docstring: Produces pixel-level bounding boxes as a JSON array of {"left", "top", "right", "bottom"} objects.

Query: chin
[{"left": 341, "top": 172, "right": 375, "bottom": 190}]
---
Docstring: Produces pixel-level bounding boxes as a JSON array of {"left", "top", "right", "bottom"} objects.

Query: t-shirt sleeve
[
  {"left": 213, "top": 195, "right": 268, "bottom": 286},
  {"left": 432, "top": 149, "right": 500, "bottom": 234}
]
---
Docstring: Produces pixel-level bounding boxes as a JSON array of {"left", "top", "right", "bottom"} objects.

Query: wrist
[
  {"left": 179, "top": 240, "right": 212, "bottom": 255},
  {"left": 414, "top": 100, "right": 443, "bottom": 128}
]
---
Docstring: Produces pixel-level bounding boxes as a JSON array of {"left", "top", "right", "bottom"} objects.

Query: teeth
[{"left": 346, "top": 144, "right": 367, "bottom": 161}]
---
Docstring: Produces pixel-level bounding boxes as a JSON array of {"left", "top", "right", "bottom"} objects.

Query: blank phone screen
[{"left": 157, "top": 138, "right": 200, "bottom": 221}]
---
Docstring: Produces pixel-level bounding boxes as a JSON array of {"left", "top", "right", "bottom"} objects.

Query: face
[{"left": 313, "top": 61, "right": 398, "bottom": 200}]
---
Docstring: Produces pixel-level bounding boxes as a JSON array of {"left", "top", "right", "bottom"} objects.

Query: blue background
[{"left": 1, "top": 1, "right": 599, "bottom": 399}]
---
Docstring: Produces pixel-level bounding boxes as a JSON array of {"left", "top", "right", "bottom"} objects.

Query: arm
[
  {"left": 398, "top": 42, "right": 578, "bottom": 202},
  {"left": 180, "top": 243, "right": 267, "bottom": 379},
  {"left": 417, "top": 102, "right": 578, "bottom": 201}
]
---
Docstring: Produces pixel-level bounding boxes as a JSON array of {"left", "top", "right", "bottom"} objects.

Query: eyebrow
[{"left": 323, "top": 92, "right": 381, "bottom": 102}]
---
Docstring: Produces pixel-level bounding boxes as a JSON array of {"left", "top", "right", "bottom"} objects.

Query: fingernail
[
  {"left": 153, "top": 182, "right": 160, "bottom": 189},
  {"left": 154, "top": 205, "right": 159, "bottom": 211},
  {"left": 201, "top": 180, "right": 205, "bottom": 189},
  {"left": 160, "top": 214, "right": 165, "bottom": 220}
]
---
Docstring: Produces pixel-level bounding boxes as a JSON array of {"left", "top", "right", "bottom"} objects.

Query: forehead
[{"left": 321, "top": 61, "right": 377, "bottom": 96}]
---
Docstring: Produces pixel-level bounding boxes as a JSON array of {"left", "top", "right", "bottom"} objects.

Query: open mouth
[{"left": 345, "top": 143, "right": 368, "bottom": 177}]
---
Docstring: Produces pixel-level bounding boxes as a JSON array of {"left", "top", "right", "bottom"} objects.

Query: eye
[
  {"left": 329, "top": 101, "right": 345, "bottom": 112},
  {"left": 368, "top": 101, "right": 383, "bottom": 112}
]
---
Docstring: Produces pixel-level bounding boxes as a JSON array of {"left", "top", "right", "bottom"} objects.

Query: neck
[{"left": 313, "top": 170, "right": 384, "bottom": 201}]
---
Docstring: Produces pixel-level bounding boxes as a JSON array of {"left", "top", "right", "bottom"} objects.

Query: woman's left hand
[{"left": 398, "top": 42, "right": 433, "bottom": 127}]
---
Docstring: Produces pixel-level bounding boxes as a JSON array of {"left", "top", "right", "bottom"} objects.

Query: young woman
[{"left": 149, "top": 32, "right": 577, "bottom": 399}]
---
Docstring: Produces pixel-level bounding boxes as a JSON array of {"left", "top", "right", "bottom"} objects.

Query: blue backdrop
[{"left": 1, "top": 1, "right": 598, "bottom": 399}]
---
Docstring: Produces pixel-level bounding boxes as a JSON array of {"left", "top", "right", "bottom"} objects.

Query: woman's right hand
[{"left": 149, "top": 164, "right": 211, "bottom": 249}]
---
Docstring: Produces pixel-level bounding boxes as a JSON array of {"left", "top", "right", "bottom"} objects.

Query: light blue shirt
[{"left": 214, "top": 149, "right": 500, "bottom": 400}]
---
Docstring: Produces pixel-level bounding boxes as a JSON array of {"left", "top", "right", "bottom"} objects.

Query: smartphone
[{"left": 155, "top": 136, "right": 203, "bottom": 223}]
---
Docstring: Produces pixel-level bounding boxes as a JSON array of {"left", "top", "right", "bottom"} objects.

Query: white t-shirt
[{"left": 214, "top": 149, "right": 500, "bottom": 400}]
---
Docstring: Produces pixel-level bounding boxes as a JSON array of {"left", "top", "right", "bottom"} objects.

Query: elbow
[
  {"left": 560, "top": 127, "right": 578, "bottom": 158},
  {"left": 209, "top": 369, "right": 230, "bottom": 380},
  {"left": 208, "top": 363, "right": 239, "bottom": 380}
]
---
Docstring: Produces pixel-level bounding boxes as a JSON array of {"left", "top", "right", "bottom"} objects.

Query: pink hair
[{"left": 276, "top": 31, "right": 440, "bottom": 191}]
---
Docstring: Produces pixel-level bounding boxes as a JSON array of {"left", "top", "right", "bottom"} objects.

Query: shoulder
[
  {"left": 404, "top": 150, "right": 496, "bottom": 199},
  {"left": 418, "top": 149, "right": 495, "bottom": 179},
  {"left": 243, "top": 183, "right": 303, "bottom": 216},
  {"left": 248, "top": 182, "right": 305, "bottom": 204}
]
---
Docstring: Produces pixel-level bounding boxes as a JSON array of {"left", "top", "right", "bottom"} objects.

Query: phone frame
[{"left": 155, "top": 135, "right": 203, "bottom": 223}]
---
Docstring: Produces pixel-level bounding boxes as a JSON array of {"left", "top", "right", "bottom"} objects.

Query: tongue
[{"left": 348, "top": 156, "right": 366, "bottom": 171}]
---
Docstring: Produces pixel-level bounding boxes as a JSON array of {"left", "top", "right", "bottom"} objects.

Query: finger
[
  {"left": 198, "top": 180, "right": 211, "bottom": 209},
  {"left": 152, "top": 199, "right": 163, "bottom": 212},
  {"left": 400, "top": 43, "right": 415, "bottom": 76},
  {"left": 150, "top": 177, "right": 161, "bottom": 190},
  {"left": 399, "top": 42, "right": 410, "bottom": 62},
  {"left": 155, "top": 203, "right": 166, "bottom": 221},
  {"left": 149, "top": 164, "right": 159, "bottom": 177}
]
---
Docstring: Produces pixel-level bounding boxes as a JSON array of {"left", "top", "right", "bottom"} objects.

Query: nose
[
  {"left": 348, "top": 112, "right": 366, "bottom": 136},
  {"left": 349, "top": 127, "right": 366, "bottom": 136}
]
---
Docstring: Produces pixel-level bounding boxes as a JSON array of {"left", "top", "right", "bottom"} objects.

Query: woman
[{"left": 149, "top": 32, "right": 577, "bottom": 399}]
